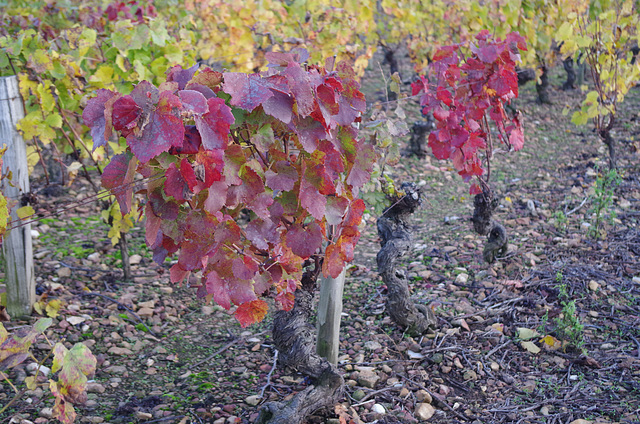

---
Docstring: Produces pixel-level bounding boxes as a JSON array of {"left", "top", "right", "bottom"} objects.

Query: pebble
[
  {"left": 135, "top": 412, "right": 152, "bottom": 420},
  {"left": 86, "top": 382, "right": 105, "bottom": 394},
  {"left": 415, "top": 402, "right": 436, "bottom": 420},
  {"left": 244, "top": 395, "right": 261, "bottom": 406},
  {"left": 364, "top": 340, "right": 382, "bottom": 351},
  {"left": 56, "top": 267, "right": 71, "bottom": 278},
  {"left": 357, "top": 370, "right": 379, "bottom": 388},
  {"left": 416, "top": 389, "right": 432, "bottom": 403},
  {"left": 371, "top": 404, "right": 386, "bottom": 414},
  {"left": 352, "top": 389, "right": 366, "bottom": 401},
  {"left": 129, "top": 254, "right": 143, "bottom": 265},
  {"left": 105, "top": 365, "right": 127, "bottom": 374},
  {"left": 455, "top": 273, "right": 469, "bottom": 284},
  {"left": 39, "top": 408, "right": 53, "bottom": 419}
]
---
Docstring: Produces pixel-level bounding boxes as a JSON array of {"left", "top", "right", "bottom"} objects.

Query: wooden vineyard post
[
  {"left": 316, "top": 268, "right": 346, "bottom": 364},
  {"left": 0, "top": 75, "right": 35, "bottom": 319}
]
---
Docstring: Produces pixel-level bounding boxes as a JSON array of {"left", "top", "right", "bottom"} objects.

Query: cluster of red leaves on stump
[{"left": 83, "top": 50, "right": 373, "bottom": 327}]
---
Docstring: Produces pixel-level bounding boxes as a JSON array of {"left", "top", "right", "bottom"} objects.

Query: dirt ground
[{"left": 1, "top": 55, "right": 640, "bottom": 424}]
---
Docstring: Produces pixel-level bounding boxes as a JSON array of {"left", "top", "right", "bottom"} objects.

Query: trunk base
[
  {"left": 377, "top": 183, "right": 437, "bottom": 335},
  {"left": 255, "top": 266, "right": 344, "bottom": 423}
]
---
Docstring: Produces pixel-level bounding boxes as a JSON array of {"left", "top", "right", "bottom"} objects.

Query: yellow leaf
[
  {"left": 540, "top": 334, "right": 561, "bottom": 349},
  {"left": 16, "top": 205, "right": 35, "bottom": 220},
  {"left": 0, "top": 193, "right": 8, "bottom": 236},
  {"left": 504, "top": 196, "right": 512, "bottom": 203},
  {"left": 556, "top": 22, "right": 573, "bottom": 41},
  {"left": 25, "top": 375, "right": 38, "bottom": 390},
  {"left": 46, "top": 299, "right": 62, "bottom": 318},
  {"left": 33, "top": 301, "right": 45, "bottom": 315},
  {"left": 521, "top": 340, "right": 541, "bottom": 354},
  {"left": 491, "top": 323, "right": 504, "bottom": 333}
]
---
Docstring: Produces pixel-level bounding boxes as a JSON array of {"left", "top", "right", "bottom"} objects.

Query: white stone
[
  {"left": 371, "top": 404, "right": 386, "bottom": 414},
  {"left": 129, "top": 254, "right": 143, "bottom": 265},
  {"left": 67, "top": 316, "right": 86, "bottom": 325},
  {"left": 455, "top": 273, "right": 469, "bottom": 284}
]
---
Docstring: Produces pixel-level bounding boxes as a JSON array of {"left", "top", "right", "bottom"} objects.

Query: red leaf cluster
[
  {"left": 411, "top": 31, "right": 527, "bottom": 194},
  {"left": 84, "top": 51, "right": 372, "bottom": 326}
]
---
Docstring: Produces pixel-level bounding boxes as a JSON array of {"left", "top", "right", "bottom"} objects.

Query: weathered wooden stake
[
  {"left": 1, "top": 75, "right": 35, "bottom": 319},
  {"left": 316, "top": 268, "right": 346, "bottom": 364}
]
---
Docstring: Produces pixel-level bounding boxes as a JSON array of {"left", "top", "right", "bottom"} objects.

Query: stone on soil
[
  {"left": 364, "top": 340, "right": 382, "bottom": 350},
  {"left": 415, "top": 403, "right": 436, "bottom": 420},
  {"left": 357, "top": 370, "right": 379, "bottom": 388},
  {"left": 245, "top": 395, "right": 261, "bottom": 406}
]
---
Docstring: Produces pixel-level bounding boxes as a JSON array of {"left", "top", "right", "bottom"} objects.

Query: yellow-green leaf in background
[
  {"left": 88, "top": 65, "right": 115, "bottom": 88},
  {"left": 44, "top": 113, "right": 63, "bottom": 128},
  {"left": 16, "top": 205, "right": 35, "bottom": 220}
]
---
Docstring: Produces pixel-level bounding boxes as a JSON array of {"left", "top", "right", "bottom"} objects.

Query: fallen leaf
[
  {"left": 521, "top": 341, "right": 541, "bottom": 354},
  {"left": 517, "top": 327, "right": 540, "bottom": 340}
]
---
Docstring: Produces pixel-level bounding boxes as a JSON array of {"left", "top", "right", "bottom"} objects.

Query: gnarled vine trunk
[
  {"left": 536, "top": 65, "right": 552, "bottom": 104},
  {"left": 256, "top": 265, "right": 344, "bottom": 424},
  {"left": 377, "top": 183, "right": 436, "bottom": 335},
  {"left": 562, "top": 57, "right": 576, "bottom": 90},
  {"left": 472, "top": 190, "right": 508, "bottom": 263},
  {"left": 407, "top": 118, "right": 434, "bottom": 158}
]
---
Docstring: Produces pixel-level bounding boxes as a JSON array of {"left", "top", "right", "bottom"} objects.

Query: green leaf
[
  {"left": 45, "top": 113, "right": 63, "bottom": 128},
  {"left": 33, "top": 317, "right": 53, "bottom": 333}
]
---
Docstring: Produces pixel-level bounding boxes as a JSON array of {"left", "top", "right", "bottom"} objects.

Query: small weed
[
  {"left": 135, "top": 323, "right": 149, "bottom": 332},
  {"left": 589, "top": 166, "right": 621, "bottom": 239},
  {"left": 553, "top": 210, "right": 568, "bottom": 231}
]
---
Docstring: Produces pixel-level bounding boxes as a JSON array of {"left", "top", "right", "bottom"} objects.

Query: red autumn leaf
[
  {"left": 101, "top": 152, "right": 137, "bottom": 214},
  {"left": 180, "top": 158, "right": 198, "bottom": 191},
  {"left": 284, "top": 62, "right": 316, "bottom": 117},
  {"left": 509, "top": 124, "right": 525, "bottom": 151},
  {"left": 232, "top": 255, "right": 259, "bottom": 280},
  {"left": 265, "top": 161, "right": 298, "bottom": 192},
  {"left": 164, "top": 162, "right": 188, "bottom": 202},
  {"left": 235, "top": 299, "right": 269, "bottom": 327},
  {"left": 346, "top": 142, "right": 375, "bottom": 189},
  {"left": 205, "top": 270, "right": 231, "bottom": 310},
  {"left": 190, "top": 68, "right": 223, "bottom": 90},
  {"left": 111, "top": 95, "right": 141, "bottom": 133},
  {"left": 322, "top": 243, "right": 344, "bottom": 278},
  {"left": 195, "top": 97, "right": 234, "bottom": 150},
  {"left": 275, "top": 291, "right": 295, "bottom": 311},
  {"left": 285, "top": 222, "right": 323, "bottom": 259},
  {"left": 126, "top": 91, "right": 185, "bottom": 163}
]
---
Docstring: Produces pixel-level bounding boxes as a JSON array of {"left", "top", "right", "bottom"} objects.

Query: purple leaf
[
  {"left": 179, "top": 90, "right": 208, "bottom": 115},
  {"left": 222, "top": 73, "right": 274, "bottom": 111},
  {"left": 83, "top": 89, "right": 117, "bottom": 151}
]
